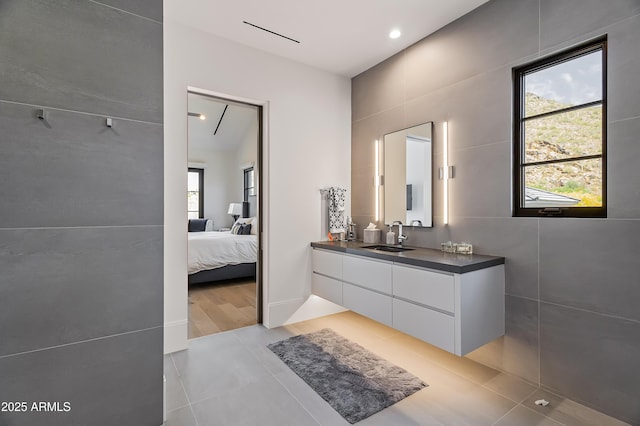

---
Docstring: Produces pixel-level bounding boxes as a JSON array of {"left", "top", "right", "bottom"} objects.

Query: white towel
[{"left": 328, "top": 187, "right": 346, "bottom": 233}]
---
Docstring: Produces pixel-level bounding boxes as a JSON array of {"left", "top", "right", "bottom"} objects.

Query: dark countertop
[{"left": 311, "top": 240, "right": 505, "bottom": 274}]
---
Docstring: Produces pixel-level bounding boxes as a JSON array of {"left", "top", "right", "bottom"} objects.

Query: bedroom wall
[
  {"left": 188, "top": 147, "right": 236, "bottom": 228},
  {"left": 0, "top": 1, "right": 163, "bottom": 425},
  {"left": 164, "top": 15, "right": 351, "bottom": 352},
  {"left": 351, "top": 0, "right": 640, "bottom": 423},
  {"left": 234, "top": 118, "right": 260, "bottom": 218}
]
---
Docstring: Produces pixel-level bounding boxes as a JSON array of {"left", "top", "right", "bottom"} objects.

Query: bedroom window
[
  {"left": 244, "top": 167, "right": 255, "bottom": 202},
  {"left": 188, "top": 168, "right": 204, "bottom": 219},
  {"left": 513, "top": 37, "right": 606, "bottom": 218}
]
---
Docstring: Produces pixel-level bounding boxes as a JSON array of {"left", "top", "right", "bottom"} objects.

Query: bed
[{"left": 188, "top": 228, "right": 258, "bottom": 285}]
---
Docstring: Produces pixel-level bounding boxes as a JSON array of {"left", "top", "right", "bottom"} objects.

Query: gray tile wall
[
  {"left": 351, "top": 0, "right": 640, "bottom": 423},
  {"left": 0, "top": 1, "right": 163, "bottom": 425}
]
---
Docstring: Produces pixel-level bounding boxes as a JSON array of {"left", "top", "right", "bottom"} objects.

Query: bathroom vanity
[{"left": 310, "top": 241, "right": 505, "bottom": 356}]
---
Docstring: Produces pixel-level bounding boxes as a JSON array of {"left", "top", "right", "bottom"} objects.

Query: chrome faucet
[{"left": 392, "top": 221, "right": 408, "bottom": 246}]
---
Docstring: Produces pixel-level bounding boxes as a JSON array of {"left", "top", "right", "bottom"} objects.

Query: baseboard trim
[{"left": 164, "top": 319, "right": 187, "bottom": 354}]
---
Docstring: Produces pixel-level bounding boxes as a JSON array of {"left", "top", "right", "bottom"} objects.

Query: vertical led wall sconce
[
  {"left": 374, "top": 139, "right": 380, "bottom": 221},
  {"left": 442, "top": 121, "right": 450, "bottom": 225}
]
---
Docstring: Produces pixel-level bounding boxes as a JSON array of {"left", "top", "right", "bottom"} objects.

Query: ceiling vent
[{"left": 242, "top": 21, "right": 300, "bottom": 44}]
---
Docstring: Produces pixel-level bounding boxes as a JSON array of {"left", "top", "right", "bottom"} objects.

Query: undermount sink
[{"left": 362, "top": 244, "right": 415, "bottom": 252}]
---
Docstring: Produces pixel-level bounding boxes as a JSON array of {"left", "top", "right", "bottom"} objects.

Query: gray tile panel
[
  {"left": 351, "top": 171, "right": 376, "bottom": 218},
  {"left": 539, "top": 219, "right": 640, "bottom": 321},
  {"left": 607, "top": 15, "right": 640, "bottom": 123},
  {"left": 439, "top": 67, "right": 513, "bottom": 151},
  {"left": 540, "top": 0, "right": 640, "bottom": 51},
  {"left": 0, "top": 0, "right": 163, "bottom": 123},
  {"left": 480, "top": 374, "right": 537, "bottom": 404},
  {"left": 494, "top": 405, "right": 564, "bottom": 426},
  {"left": 164, "top": 356, "right": 189, "bottom": 412},
  {"left": 172, "top": 331, "right": 273, "bottom": 403},
  {"left": 378, "top": 364, "right": 515, "bottom": 426},
  {"left": 449, "top": 142, "right": 512, "bottom": 219},
  {"left": 608, "top": 118, "right": 640, "bottom": 219},
  {"left": 404, "top": 0, "right": 539, "bottom": 101},
  {"left": 164, "top": 406, "right": 199, "bottom": 426},
  {"left": 0, "top": 327, "right": 163, "bottom": 426},
  {"left": 232, "top": 321, "right": 300, "bottom": 376},
  {"left": 0, "top": 103, "right": 163, "bottom": 228},
  {"left": 539, "top": 303, "right": 640, "bottom": 425},
  {"left": 0, "top": 226, "right": 163, "bottom": 357},
  {"left": 404, "top": 86, "right": 454, "bottom": 152},
  {"left": 467, "top": 295, "right": 539, "bottom": 384},
  {"left": 352, "top": 52, "right": 405, "bottom": 122},
  {"left": 523, "top": 388, "right": 632, "bottom": 426},
  {"left": 272, "top": 369, "right": 351, "bottom": 425},
  {"left": 350, "top": 105, "right": 405, "bottom": 225},
  {"left": 351, "top": 106, "right": 404, "bottom": 174},
  {"left": 402, "top": 224, "right": 451, "bottom": 252},
  {"left": 93, "top": 0, "right": 163, "bottom": 22},
  {"left": 191, "top": 375, "right": 320, "bottom": 426}
]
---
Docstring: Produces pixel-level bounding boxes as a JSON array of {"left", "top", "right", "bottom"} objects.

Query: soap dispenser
[{"left": 386, "top": 225, "right": 396, "bottom": 245}]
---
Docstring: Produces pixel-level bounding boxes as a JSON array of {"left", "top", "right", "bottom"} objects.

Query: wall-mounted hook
[
  {"left": 36, "top": 109, "right": 46, "bottom": 120},
  {"left": 106, "top": 117, "right": 113, "bottom": 128}
]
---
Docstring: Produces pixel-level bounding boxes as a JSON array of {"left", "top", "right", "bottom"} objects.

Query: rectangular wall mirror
[{"left": 383, "top": 122, "right": 433, "bottom": 228}]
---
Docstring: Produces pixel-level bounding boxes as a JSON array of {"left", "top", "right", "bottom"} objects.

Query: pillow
[
  {"left": 239, "top": 223, "right": 252, "bottom": 235},
  {"left": 188, "top": 219, "right": 208, "bottom": 232},
  {"left": 230, "top": 222, "right": 241, "bottom": 234},
  {"left": 231, "top": 223, "right": 252, "bottom": 235},
  {"left": 205, "top": 219, "right": 214, "bottom": 231},
  {"left": 232, "top": 217, "right": 257, "bottom": 235}
]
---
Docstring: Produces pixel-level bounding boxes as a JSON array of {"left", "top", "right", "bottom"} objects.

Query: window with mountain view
[{"left": 513, "top": 38, "right": 606, "bottom": 218}]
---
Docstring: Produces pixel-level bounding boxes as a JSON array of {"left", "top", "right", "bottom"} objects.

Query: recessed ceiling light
[
  {"left": 199, "top": 114, "right": 206, "bottom": 121},
  {"left": 389, "top": 29, "right": 401, "bottom": 39}
]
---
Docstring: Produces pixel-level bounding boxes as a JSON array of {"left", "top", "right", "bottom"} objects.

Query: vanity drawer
[
  {"left": 393, "top": 298, "right": 455, "bottom": 353},
  {"left": 312, "top": 272, "right": 342, "bottom": 305},
  {"left": 343, "top": 283, "right": 392, "bottom": 327},
  {"left": 393, "top": 264, "right": 454, "bottom": 313},
  {"left": 343, "top": 255, "right": 392, "bottom": 294},
  {"left": 312, "top": 249, "right": 342, "bottom": 279}
]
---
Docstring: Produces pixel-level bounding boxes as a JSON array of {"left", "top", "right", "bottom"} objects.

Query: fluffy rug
[{"left": 267, "top": 328, "right": 427, "bottom": 424}]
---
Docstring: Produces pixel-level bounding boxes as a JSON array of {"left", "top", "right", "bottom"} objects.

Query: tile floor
[{"left": 163, "top": 311, "right": 629, "bottom": 426}]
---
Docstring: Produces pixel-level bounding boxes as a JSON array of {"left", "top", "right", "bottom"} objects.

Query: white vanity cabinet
[
  {"left": 311, "top": 249, "right": 343, "bottom": 305},
  {"left": 342, "top": 255, "right": 393, "bottom": 326},
  {"left": 392, "top": 263, "right": 505, "bottom": 355},
  {"left": 311, "top": 246, "right": 505, "bottom": 356}
]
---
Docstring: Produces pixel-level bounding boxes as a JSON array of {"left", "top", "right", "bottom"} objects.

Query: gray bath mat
[{"left": 267, "top": 328, "right": 427, "bottom": 423}]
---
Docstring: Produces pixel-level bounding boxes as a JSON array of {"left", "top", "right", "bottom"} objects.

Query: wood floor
[{"left": 188, "top": 278, "right": 257, "bottom": 339}]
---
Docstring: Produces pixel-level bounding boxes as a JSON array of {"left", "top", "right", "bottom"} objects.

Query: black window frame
[
  {"left": 512, "top": 37, "right": 607, "bottom": 218},
  {"left": 188, "top": 167, "right": 204, "bottom": 219},
  {"left": 243, "top": 167, "right": 255, "bottom": 202}
]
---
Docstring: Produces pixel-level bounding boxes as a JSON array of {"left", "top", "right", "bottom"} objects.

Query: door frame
[{"left": 186, "top": 86, "right": 268, "bottom": 328}]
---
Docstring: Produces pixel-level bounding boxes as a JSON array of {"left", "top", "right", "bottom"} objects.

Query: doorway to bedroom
[{"left": 186, "top": 91, "right": 262, "bottom": 339}]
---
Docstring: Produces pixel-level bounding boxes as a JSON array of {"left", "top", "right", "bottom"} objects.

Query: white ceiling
[
  {"left": 188, "top": 93, "right": 258, "bottom": 153},
  {"left": 165, "top": 0, "right": 490, "bottom": 77}
]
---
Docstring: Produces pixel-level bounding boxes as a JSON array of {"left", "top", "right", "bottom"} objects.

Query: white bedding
[{"left": 188, "top": 231, "right": 257, "bottom": 275}]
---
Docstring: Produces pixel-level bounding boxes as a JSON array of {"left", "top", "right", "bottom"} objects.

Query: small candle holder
[
  {"left": 441, "top": 241, "right": 473, "bottom": 254},
  {"left": 441, "top": 241, "right": 457, "bottom": 253},
  {"left": 455, "top": 242, "right": 473, "bottom": 254}
]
